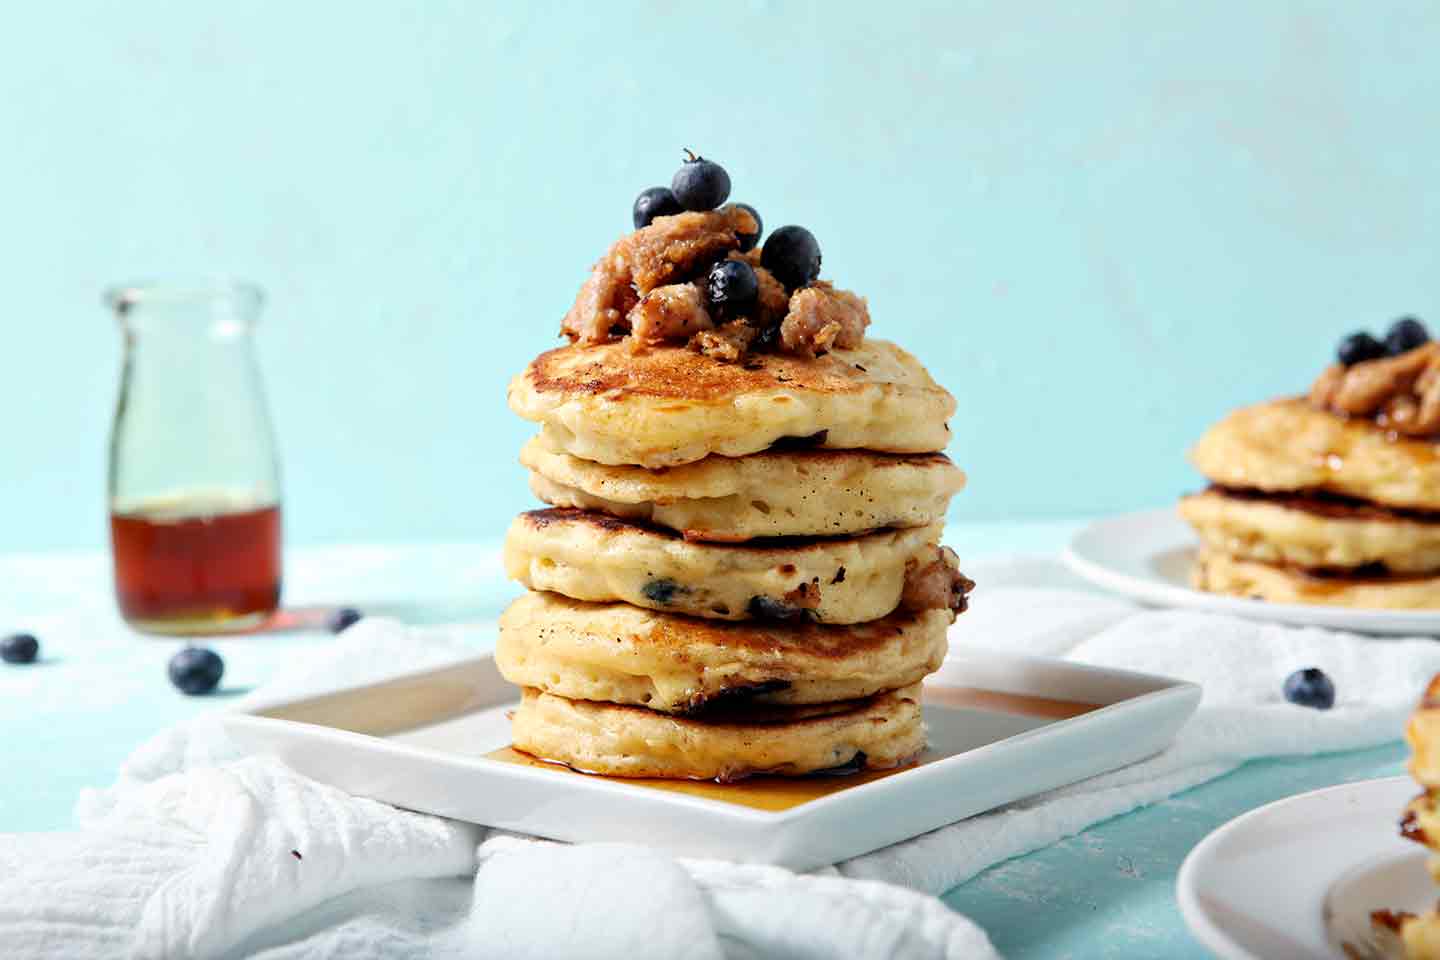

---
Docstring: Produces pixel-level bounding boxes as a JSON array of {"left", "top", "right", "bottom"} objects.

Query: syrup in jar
[{"left": 110, "top": 494, "right": 281, "bottom": 633}]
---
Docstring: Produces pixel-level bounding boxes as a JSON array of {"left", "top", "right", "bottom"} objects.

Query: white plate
[
  {"left": 223, "top": 651, "right": 1199, "bottom": 870},
  {"left": 1178, "top": 776, "right": 1425, "bottom": 960},
  {"left": 1065, "top": 509, "right": 1440, "bottom": 636}
]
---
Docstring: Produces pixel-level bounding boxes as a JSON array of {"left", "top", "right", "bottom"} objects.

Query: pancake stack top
[
  {"left": 1370, "top": 675, "right": 1440, "bottom": 957},
  {"left": 498, "top": 152, "right": 971, "bottom": 781},
  {"left": 1180, "top": 317, "right": 1440, "bottom": 610}
]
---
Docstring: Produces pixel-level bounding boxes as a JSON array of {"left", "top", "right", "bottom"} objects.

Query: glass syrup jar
[{"left": 106, "top": 280, "right": 283, "bottom": 634}]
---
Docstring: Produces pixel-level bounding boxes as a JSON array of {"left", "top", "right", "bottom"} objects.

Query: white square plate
[{"left": 223, "top": 652, "right": 1200, "bottom": 870}]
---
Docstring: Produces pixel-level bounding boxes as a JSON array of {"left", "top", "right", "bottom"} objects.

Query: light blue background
[{"left": 3, "top": 1, "right": 1437, "bottom": 550}]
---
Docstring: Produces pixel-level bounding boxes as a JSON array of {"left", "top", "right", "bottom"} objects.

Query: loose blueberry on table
[
  {"left": 169, "top": 646, "right": 225, "bottom": 696},
  {"left": 671, "top": 149, "right": 731, "bottom": 212},
  {"left": 327, "top": 606, "right": 364, "bottom": 634},
  {"left": 1, "top": 632, "right": 39, "bottom": 664},
  {"left": 1283, "top": 667, "right": 1335, "bottom": 710},
  {"left": 1385, "top": 315, "right": 1430, "bottom": 356}
]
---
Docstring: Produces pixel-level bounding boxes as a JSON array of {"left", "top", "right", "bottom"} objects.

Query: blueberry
[
  {"left": 1283, "top": 667, "right": 1335, "bottom": 710},
  {"left": 761, "top": 225, "right": 822, "bottom": 290},
  {"left": 327, "top": 607, "right": 364, "bottom": 634},
  {"left": 734, "top": 203, "right": 762, "bottom": 252},
  {"left": 707, "top": 260, "right": 759, "bottom": 316},
  {"left": 641, "top": 579, "right": 684, "bottom": 605},
  {"left": 671, "top": 150, "right": 731, "bottom": 212},
  {"left": 1336, "top": 331, "right": 1385, "bottom": 367},
  {"left": 748, "top": 596, "right": 808, "bottom": 620},
  {"left": 1, "top": 632, "right": 39, "bottom": 664},
  {"left": 1386, "top": 316, "right": 1430, "bottom": 356},
  {"left": 632, "top": 186, "right": 682, "bottom": 230},
  {"left": 169, "top": 646, "right": 224, "bottom": 696}
]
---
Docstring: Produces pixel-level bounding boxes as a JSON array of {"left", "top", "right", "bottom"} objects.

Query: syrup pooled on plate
[
  {"left": 110, "top": 492, "right": 281, "bottom": 634},
  {"left": 487, "top": 686, "right": 1101, "bottom": 812}
]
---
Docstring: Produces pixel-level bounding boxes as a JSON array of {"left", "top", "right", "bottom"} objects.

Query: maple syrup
[
  {"left": 110, "top": 498, "right": 281, "bottom": 634},
  {"left": 485, "top": 686, "right": 1100, "bottom": 811}
]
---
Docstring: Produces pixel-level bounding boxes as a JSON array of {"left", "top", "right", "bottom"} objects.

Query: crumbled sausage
[
  {"left": 900, "top": 546, "right": 974, "bottom": 615},
  {"left": 688, "top": 321, "right": 757, "bottom": 362},
  {"left": 1310, "top": 342, "right": 1440, "bottom": 436},
  {"left": 627, "top": 283, "right": 714, "bottom": 349},
  {"left": 560, "top": 245, "right": 635, "bottom": 344},
  {"left": 558, "top": 203, "right": 876, "bottom": 361},
  {"left": 621, "top": 205, "right": 758, "bottom": 294},
  {"left": 752, "top": 260, "right": 791, "bottom": 327},
  {"left": 779, "top": 281, "right": 871, "bottom": 358}
]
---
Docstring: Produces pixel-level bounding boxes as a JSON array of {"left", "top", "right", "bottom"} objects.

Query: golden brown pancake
[
  {"left": 520, "top": 437, "right": 964, "bottom": 542},
  {"left": 510, "top": 684, "right": 925, "bottom": 780},
  {"left": 495, "top": 590, "right": 949, "bottom": 713},
  {"left": 1179, "top": 487, "right": 1440, "bottom": 574},
  {"left": 507, "top": 338, "right": 955, "bottom": 468},
  {"left": 1410, "top": 675, "right": 1440, "bottom": 791},
  {"left": 1371, "top": 676, "right": 1440, "bottom": 957},
  {"left": 503, "top": 508, "right": 947, "bottom": 623},
  {"left": 1191, "top": 397, "right": 1440, "bottom": 511},
  {"left": 1191, "top": 548, "right": 1440, "bottom": 608}
]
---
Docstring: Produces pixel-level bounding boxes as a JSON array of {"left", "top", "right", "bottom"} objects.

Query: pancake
[
  {"left": 1401, "top": 791, "right": 1440, "bottom": 882},
  {"left": 1191, "top": 398, "right": 1440, "bottom": 511},
  {"left": 521, "top": 437, "right": 964, "bottom": 542},
  {"left": 496, "top": 591, "right": 949, "bottom": 713},
  {"left": 507, "top": 338, "right": 955, "bottom": 468},
  {"left": 1374, "top": 679, "right": 1440, "bottom": 959},
  {"left": 504, "top": 508, "right": 946, "bottom": 623},
  {"left": 1409, "top": 675, "right": 1440, "bottom": 791},
  {"left": 510, "top": 683, "right": 925, "bottom": 780},
  {"left": 1371, "top": 908, "right": 1440, "bottom": 960},
  {"left": 1191, "top": 548, "right": 1440, "bottom": 609},
  {"left": 1179, "top": 488, "right": 1440, "bottom": 574}
]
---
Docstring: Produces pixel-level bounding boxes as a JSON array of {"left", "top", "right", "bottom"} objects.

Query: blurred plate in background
[{"left": 1065, "top": 509, "right": 1440, "bottom": 636}]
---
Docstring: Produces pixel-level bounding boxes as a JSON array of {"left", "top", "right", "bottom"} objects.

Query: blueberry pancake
[
  {"left": 510, "top": 684, "right": 925, "bottom": 781},
  {"left": 521, "top": 436, "right": 965, "bottom": 542},
  {"left": 496, "top": 591, "right": 949, "bottom": 714},
  {"left": 503, "top": 509, "right": 968, "bottom": 624}
]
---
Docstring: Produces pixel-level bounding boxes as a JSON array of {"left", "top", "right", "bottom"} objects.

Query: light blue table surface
[{"left": 0, "top": 521, "right": 1406, "bottom": 958}]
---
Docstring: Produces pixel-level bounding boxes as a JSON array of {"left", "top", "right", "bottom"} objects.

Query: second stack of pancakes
[
  {"left": 1182, "top": 322, "right": 1440, "bottom": 609},
  {"left": 499, "top": 357, "right": 969, "bottom": 780}
]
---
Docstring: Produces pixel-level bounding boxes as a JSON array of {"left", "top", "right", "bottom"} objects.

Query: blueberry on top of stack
[
  {"left": 497, "top": 151, "right": 970, "bottom": 781},
  {"left": 1181, "top": 315, "right": 1440, "bottom": 609}
]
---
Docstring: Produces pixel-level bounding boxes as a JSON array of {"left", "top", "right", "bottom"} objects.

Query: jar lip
[{"left": 104, "top": 278, "right": 265, "bottom": 313}]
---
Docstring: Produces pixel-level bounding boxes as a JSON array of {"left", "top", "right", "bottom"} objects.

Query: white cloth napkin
[{"left": 4, "top": 554, "right": 1439, "bottom": 960}]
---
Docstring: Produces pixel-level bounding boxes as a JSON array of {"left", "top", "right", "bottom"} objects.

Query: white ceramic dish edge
[
  {"left": 1065, "top": 508, "right": 1440, "bottom": 636},
  {"left": 224, "top": 650, "right": 1200, "bottom": 870}
]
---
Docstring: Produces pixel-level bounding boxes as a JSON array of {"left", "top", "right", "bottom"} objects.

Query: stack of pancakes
[
  {"left": 1371, "top": 675, "right": 1440, "bottom": 957},
  {"left": 496, "top": 338, "right": 969, "bottom": 780},
  {"left": 1182, "top": 393, "right": 1440, "bottom": 609}
]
